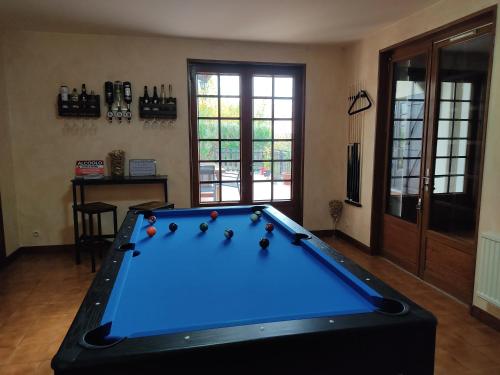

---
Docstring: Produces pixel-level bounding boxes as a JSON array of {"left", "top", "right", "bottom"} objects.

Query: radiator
[{"left": 476, "top": 232, "right": 500, "bottom": 308}]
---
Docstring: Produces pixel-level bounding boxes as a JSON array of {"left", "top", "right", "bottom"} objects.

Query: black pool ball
[
  {"left": 224, "top": 229, "right": 234, "bottom": 239},
  {"left": 169, "top": 223, "right": 178, "bottom": 232},
  {"left": 200, "top": 222, "right": 209, "bottom": 232},
  {"left": 254, "top": 210, "right": 262, "bottom": 217},
  {"left": 259, "top": 238, "right": 270, "bottom": 249},
  {"left": 265, "top": 223, "right": 274, "bottom": 232},
  {"left": 148, "top": 215, "right": 157, "bottom": 224}
]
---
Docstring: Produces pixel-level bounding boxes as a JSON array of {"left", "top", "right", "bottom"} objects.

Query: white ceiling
[{"left": 0, "top": 0, "right": 442, "bottom": 44}]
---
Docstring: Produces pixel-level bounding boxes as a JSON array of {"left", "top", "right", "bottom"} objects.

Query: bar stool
[
  {"left": 129, "top": 201, "right": 174, "bottom": 211},
  {"left": 74, "top": 202, "right": 118, "bottom": 272}
]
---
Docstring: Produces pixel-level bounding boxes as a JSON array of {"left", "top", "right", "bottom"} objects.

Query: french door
[
  {"left": 377, "top": 11, "right": 495, "bottom": 303},
  {"left": 188, "top": 61, "right": 305, "bottom": 222}
]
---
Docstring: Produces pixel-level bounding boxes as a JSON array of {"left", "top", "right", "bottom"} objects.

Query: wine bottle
[
  {"left": 71, "top": 88, "right": 79, "bottom": 102},
  {"left": 60, "top": 85, "right": 69, "bottom": 102},
  {"left": 160, "top": 84, "right": 166, "bottom": 104},
  {"left": 152, "top": 86, "right": 159, "bottom": 104},
  {"left": 80, "top": 84, "right": 88, "bottom": 103},
  {"left": 143, "top": 86, "right": 150, "bottom": 104},
  {"left": 123, "top": 82, "right": 132, "bottom": 104}
]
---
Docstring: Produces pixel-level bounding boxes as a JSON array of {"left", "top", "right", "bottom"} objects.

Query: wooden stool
[{"left": 74, "top": 202, "right": 118, "bottom": 272}]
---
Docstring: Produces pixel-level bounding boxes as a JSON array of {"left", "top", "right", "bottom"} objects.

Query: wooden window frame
[{"left": 187, "top": 59, "right": 305, "bottom": 221}]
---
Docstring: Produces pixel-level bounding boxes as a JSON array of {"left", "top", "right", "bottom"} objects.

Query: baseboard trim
[
  {"left": 311, "top": 229, "right": 371, "bottom": 254},
  {"left": 471, "top": 305, "right": 500, "bottom": 331},
  {"left": 1, "top": 244, "right": 74, "bottom": 269}
]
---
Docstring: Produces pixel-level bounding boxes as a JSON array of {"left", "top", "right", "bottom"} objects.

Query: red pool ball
[
  {"left": 146, "top": 226, "right": 157, "bottom": 237},
  {"left": 265, "top": 223, "right": 274, "bottom": 232},
  {"left": 210, "top": 211, "right": 219, "bottom": 220}
]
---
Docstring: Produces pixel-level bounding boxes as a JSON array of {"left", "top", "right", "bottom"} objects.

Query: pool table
[{"left": 52, "top": 205, "right": 436, "bottom": 374}]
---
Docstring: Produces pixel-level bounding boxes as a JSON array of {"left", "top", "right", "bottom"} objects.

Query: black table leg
[{"left": 72, "top": 182, "right": 81, "bottom": 265}]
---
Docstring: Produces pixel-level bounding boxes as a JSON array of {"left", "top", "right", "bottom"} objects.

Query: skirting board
[
  {"left": 311, "top": 229, "right": 371, "bottom": 254},
  {"left": 471, "top": 305, "right": 500, "bottom": 332},
  {"left": 0, "top": 244, "right": 74, "bottom": 269}
]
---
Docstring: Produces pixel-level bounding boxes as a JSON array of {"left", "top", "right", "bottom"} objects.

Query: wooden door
[
  {"left": 420, "top": 26, "right": 495, "bottom": 303},
  {"left": 188, "top": 61, "right": 305, "bottom": 223},
  {"left": 381, "top": 46, "right": 430, "bottom": 274}
]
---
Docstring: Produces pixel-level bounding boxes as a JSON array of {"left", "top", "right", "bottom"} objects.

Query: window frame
[{"left": 188, "top": 60, "right": 305, "bottom": 219}]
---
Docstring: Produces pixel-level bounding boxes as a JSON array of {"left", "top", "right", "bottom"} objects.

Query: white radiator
[{"left": 476, "top": 232, "right": 500, "bottom": 308}]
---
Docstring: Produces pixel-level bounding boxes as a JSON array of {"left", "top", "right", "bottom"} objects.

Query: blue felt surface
[{"left": 102, "top": 206, "right": 380, "bottom": 339}]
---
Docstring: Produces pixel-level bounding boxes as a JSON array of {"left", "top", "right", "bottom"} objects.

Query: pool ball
[
  {"left": 250, "top": 213, "right": 259, "bottom": 222},
  {"left": 265, "top": 223, "right": 274, "bottom": 232},
  {"left": 148, "top": 215, "right": 157, "bottom": 224},
  {"left": 200, "top": 222, "right": 209, "bottom": 232},
  {"left": 224, "top": 229, "right": 234, "bottom": 239},
  {"left": 254, "top": 210, "right": 262, "bottom": 217},
  {"left": 146, "top": 226, "right": 157, "bottom": 237},
  {"left": 169, "top": 223, "right": 178, "bottom": 232},
  {"left": 259, "top": 238, "right": 269, "bottom": 249},
  {"left": 210, "top": 210, "right": 219, "bottom": 220}
]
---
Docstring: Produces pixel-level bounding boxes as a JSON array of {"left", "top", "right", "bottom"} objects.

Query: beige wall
[
  {"left": 340, "top": 0, "right": 500, "bottom": 316},
  {"left": 0, "top": 32, "right": 19, "bottom": 255},
  {"left": 0, "top": 31, "right": 346, "bottom": 247}
]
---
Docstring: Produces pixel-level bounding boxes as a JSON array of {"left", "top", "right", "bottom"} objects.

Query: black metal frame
[{"left": 53, "top": 206, "right": 436, "bottom": 375}]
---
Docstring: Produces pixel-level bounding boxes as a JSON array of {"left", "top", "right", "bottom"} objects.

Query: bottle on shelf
[
  {"left": 80, "top": 84, "right": 88, "bottom": 103},
  {"left": 143, "top": 86, "right": 150, "bottom": 104},
  {"left": 160, "top": 84, "right": 166, "bottom": 104},
  {"left": 113, "top": 81, "right": 123, "bottom": 122},
  {"left": 152, "top": 86, "right": 159, "bottom": 104},
  {"left": 104, "top": 81, "right": 114, "bottom": 122},
  {"left": 123, "top": 81, "right": 132, "bottom": 121},
  {"left": 70, "top": 88, "right": 79, "bottom": 109},
  {"left": 60, "top": 85, "right": 69, "bottom": 102}
]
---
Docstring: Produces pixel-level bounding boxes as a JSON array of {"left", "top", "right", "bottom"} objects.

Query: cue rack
[{"left": 346, "top": 82, "right": 372, "bottom": 207}]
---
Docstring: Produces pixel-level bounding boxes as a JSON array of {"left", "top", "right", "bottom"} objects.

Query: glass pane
[
  {"left": 221, "top": 184, "right": 240, "bottom": 202},
  {"left": 197, "top": 74, "right": 218, "bottom": 95},
  {"left": 451, "top": 158, "right": 465, "bottom": 175},
  {"left": 273, "top": 161, "right": 291, "bottom": 180},
  {"left": 456, "top": 82, "right": 472, "bottom": 101},
  {"left": 433, "top": 177, "right": 448, "bottom": 194},
  {"left": 274, "top": 77, "right": 293, "bottom": 97},
  {"left": 274, "top": 99, "right": 292, "bottom": 118},
  {"left": 253, "top": 182, "right": 271, "bottom": 201},
  {"left": 200, "top": 183, "right": 220, "bottom": 203},
  {"left": 436, "top": 140, "right": 450, "bottom": 157},
  {"left": 253, "top": 141, "right": 272, "bottom": 160},
  {"left": 199, "top": 141, "right": 218, "bottom": 160},
  {"left": 220, "top": 75, "right": 239, "bottom": 96},
  {"left": 273, "top": 181, "right": 291, "bottom": 200},
  {"left": 394, "top": 120, "right": 423, "bottom": 139},
  {"left": 274, "top": 120, "right": 292, "bottom": 139},
  {"left": 386, "top": 54, "right": 426, "bottom": 223},
  {"left": 429, "top": 33, "right": 493, "bottom": 239},
  {"left": 273, "top": 141, "right": 292, "bottom": 160},
  {"left": 253, "top": 120, "right": 272, "bottom": 139},
  {"left": 221, "top": 162, "right": 240, "bottom": 181},
  {"left": 449, "top": 176, "right": 465, "bottom": 193},
  {"left": 453, "top": 121, "right": 469, "bottom": 138},
  {"left": 440, "top": 82, "right": 454, "bottom": 100},
  {"left": 199, "top": 162, "right": 219, "bottom": 182},
  {"left": 253, "top": 76, "right": 272, "bottom": 97},
  {"left": 220, "top": 120, "right": 239, "bottom": 139},
  {"left": 221, "top": 141, "right": 239, "bottom": 160},
  {"left": 437, "top": 121, "right": 452, "bottom": 138},
  {"left": 253, "top": 99, "right": 272, "bottom": 118},
  {"left": 435, "top": 158, "right": 450, "bottom": 175},
  {"left": 198, "top": 119, "right": 218, "bottom": 139},
  {"left": 220, "top": 97, "right": 240, "bottom": 118},
  {"left": 253, "top": 162, "right": 272, "bottom": 181},
  {"left": 198, "top": 97, "right": 218, "bottom": 117}
]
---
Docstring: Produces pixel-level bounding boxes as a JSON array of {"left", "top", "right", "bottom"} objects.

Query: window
[
  {"left": 433, "top": 81, "right": 471, "bottom": 194},
  {"left": 189, "top": 61, "right": 305, "bottom": 221}
]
